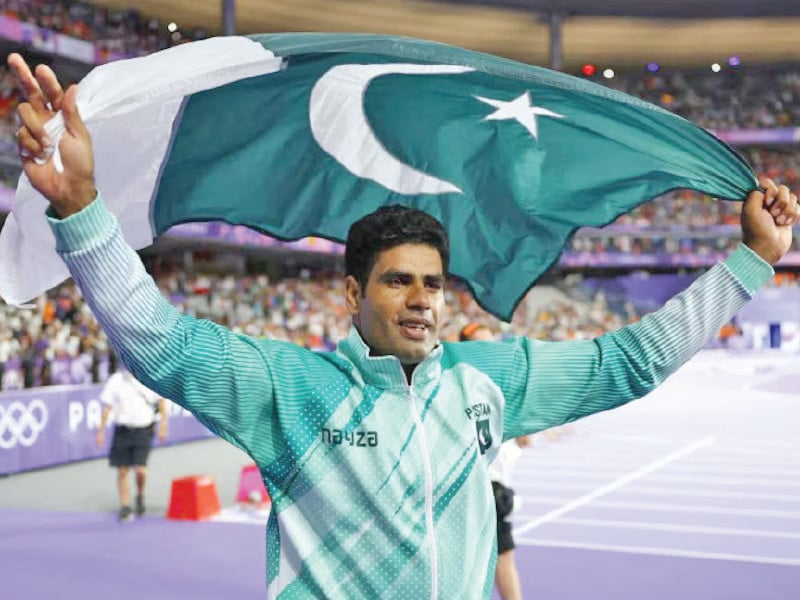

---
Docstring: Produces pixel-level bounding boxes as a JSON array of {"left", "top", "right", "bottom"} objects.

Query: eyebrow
[{"left": 379, "top": 270, "right": 444, "bottom": 286}]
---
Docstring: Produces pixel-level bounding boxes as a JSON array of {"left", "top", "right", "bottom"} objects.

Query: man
[
  {"left": 9, "top": 53, "right": 798, "bottom": 598},
  {"left": 460, "top": 322, "right": 528, "bottom": 600},
  {"left": 97, "top": 367, "right": 168, "bottom": 521}
]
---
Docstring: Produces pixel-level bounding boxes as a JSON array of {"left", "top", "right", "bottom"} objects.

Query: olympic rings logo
[{"left": 0, "top": 400, "right": 49, "bottom": 449}]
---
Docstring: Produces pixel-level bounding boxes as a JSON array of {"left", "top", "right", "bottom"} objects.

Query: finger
[
  {"left": 17, "top": 103, "right": 50, "bottom": 149},
  {"left": 61, "top": 85, "right": 88, "bottom": 138},
  {"left": 8, "top": 53, "right": 50, "bottom": 114},
  {"left": 16, "top": 127, "right": 43, "bottom": 157},
  {"left": 780, "top": 193, "right": 800, "bottom": 227},
  {"left": 771, "top": 190, "right": 798, "bottom": 227},
  {"left": 771, "top": 185, "right": 792, "bottom": 219},
  {"left": 758, "top": 176, "right": 779, "bottom": 208},
  {"left": 35, "top": 64, "right": 64, "bottom": 112}
]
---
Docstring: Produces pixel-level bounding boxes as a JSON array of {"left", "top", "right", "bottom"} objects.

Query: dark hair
[{"left": 345, "top": 205, "right": 449, "bottom": 293}]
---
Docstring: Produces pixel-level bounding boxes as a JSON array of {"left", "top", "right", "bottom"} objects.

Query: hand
[
  {"left": 742, "top": 177, "right": 798, "bottom": 265},
  {"left": 8, "top": 53, "right": 96, "bottom": 217},
  {"left": 515, "top": 435, "right": 532, "bottom": 449},
  {"left": 158, "top": 424, "right": 168, "bottom": 443},
  {"left": 96, "top": 429, "right": 105, "bottom": 448}
]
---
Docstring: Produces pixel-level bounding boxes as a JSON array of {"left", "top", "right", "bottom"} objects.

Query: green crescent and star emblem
[
  {"left": 308, "top": 63, "right": 565, "bottom": 196},
  {"left": 475, "top": 419, "right": 493, "bottom": 455},
  {"left": 144, "top": 34, "right": 757, "bottom": 322}
]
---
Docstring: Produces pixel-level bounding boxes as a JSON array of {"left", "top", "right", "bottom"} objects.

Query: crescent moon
[
  {"left": 309, "top": 63, "right": 473, "bottom": 195},
  {"left": 478, "top": 428, "right": 488, "bottom": 446}
]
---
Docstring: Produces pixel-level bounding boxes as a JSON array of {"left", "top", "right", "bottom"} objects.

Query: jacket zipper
[{"left": 402, "top": 366, "right": 439, "bottom": 600}]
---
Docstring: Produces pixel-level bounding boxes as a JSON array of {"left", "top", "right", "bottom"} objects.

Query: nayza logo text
[{"left": 321, "top": 428, "right": 378, "bottom": 447}]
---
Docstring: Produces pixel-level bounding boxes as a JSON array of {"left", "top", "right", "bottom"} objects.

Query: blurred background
[
  {"left": 0, "top": 2, "right": 798, "bottom": 599},
  {"left": 0, "top": 0, "right": 798, "bottom": 391}
]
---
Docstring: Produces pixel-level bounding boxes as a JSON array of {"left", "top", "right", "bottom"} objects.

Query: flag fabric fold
[{"left": 0, "top": 33, "right": 757, "bottom": 319}]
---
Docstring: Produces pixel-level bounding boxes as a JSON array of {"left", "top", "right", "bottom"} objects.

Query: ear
[{"left": 344, "top": 275, "right": 362, "bottom": 316}]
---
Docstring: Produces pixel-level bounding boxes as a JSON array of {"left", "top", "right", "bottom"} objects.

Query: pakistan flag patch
[{"left": 476, "top": 419, "right": 493, "bottom": 455}]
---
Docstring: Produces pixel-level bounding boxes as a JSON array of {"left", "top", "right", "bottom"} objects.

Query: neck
[
  {"left": 352, "top": 324, "right": 421, "bottom": 383},
  {"left": 402, "top": 363, "right": 417, "bottom": 383}
]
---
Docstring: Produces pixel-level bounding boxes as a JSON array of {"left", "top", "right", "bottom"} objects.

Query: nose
[{"left": 406, "top": 282, "right": 431, "bottom": 310}]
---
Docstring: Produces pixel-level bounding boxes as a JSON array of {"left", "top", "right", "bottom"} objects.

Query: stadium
[{"left": 0, "top": 1, "right": 798, "bottom": 599}]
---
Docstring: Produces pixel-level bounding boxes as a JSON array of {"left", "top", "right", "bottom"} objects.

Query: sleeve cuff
[
  {"left": 47, "top": 193, "right": 117, "bottom": 253},
  {"left": 724, "top": 243, "right": 774, "bottom": 296}
]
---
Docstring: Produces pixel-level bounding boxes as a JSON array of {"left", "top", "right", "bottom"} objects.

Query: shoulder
[
  {"left": 253, "top": 337, "right": 353, "bottom": 382},
  {"left": 441, "top": 338, "right": 521, "bottom": 367}
]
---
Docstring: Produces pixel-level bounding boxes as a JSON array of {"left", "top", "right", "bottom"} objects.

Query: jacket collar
[{"left": 337, "top": 325, "right": 443, "bottom": 392}]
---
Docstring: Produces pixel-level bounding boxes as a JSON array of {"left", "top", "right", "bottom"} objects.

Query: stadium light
[
  {"left": 168, "top": 22, "right": 178, "bottom": 33},
  {"left": 581, "top": 64, "right": 596, "bottom": 76},
  {"left": 646, "top": 62, "right": 660, "bottom": 73},
  {"left": 603, "top": 68, "right": 615, "bottom": 79},
  {"left": 711, "top": 63, "right": 721, "bottom": 73}
]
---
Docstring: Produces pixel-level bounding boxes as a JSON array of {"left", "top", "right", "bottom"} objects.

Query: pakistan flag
[{"left": 0, "top": 33, "right": 756, "bottom": 317}]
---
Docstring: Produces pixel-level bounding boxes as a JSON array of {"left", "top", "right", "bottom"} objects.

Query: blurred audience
[
  {"left": 1, "top": 1, "right": 799, "bottom": 390},
  {"left": 3, "top": 263, "right": 798, "bottom": 390},
  {"left": 604, "top": 65, "right": 800, "bottom": 130},
  {"left": 0, "top": 0, "right": 207, "bottom": 55}
]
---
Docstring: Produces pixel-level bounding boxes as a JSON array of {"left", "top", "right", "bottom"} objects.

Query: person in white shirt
[{"left": 97, "top": 368, "right": 168, "bottom": 521}]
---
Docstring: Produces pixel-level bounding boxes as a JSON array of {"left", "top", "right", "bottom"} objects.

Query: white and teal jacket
[{"left": 50, "top": 197, "right": 773, "bottom": 599}]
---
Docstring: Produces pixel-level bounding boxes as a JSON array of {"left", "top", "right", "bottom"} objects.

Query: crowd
[
  {"left": 0, "top": 265, "right": 637, "bottom": 390},
  {"left": 3, "top": 260, "right": 799, "bottom": 391},
  {"left": 0, "top": 280, "right": 112, "bottom": 390},
  {"left": 0, "top": 1, "right": 796, "bottom": 130},
  {"left": 0, "top": 0, "right": 207, "bottom": 55},
  {"left": 1, "top": 0, "right": 798, "bottom": 130},
  {"left": 0, "top": 1, "right": 799, "bottom": 390},
  {"left": 605, "top": 64, "right": 800, "bottom": 130}
]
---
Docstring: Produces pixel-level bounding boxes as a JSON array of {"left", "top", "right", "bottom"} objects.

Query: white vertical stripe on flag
[{"left": 0, "top": 36, "right": 283, "bottom": 305}]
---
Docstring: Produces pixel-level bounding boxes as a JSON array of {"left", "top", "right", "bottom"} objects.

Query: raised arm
[
  {"left": 8, "top": 53, "right": 305, "bottom": 461},
  {"left": 500, "top": 180, "right": 797, "bottom": 438}
]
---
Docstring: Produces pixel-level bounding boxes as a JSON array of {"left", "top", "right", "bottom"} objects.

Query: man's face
[{"left": 346, "top": 243, "right": 445, "bottom": 366}]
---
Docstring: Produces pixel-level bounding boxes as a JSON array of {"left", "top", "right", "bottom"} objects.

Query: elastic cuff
[
  {"left": 48, "top": 193, "right": 117, "bottom": 253},
  {"left": 724, "top": 243, "right": 774, "bottom": 296}
]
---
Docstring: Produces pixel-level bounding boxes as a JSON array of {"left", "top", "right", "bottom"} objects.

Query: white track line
[
  {"left": 512, "top": 472, "right": 800, "bottom": 487},
  {"left": 553, "top": 517, "right": 800, "bottom": 540},
  {"left": 515, "top": 464, "right": 800, "bottom": 477},
  {"left": 521, "top": 455, "right": 800, "bottom": 470},
  {"left": 589, "top": 432, "right": 800, "bottom": 449},
  {"left": 512, "top": 539, "right": 800, "bottom": 567},
  {"left": 513, "top": 483, "right": 800, "bottom": 503},
  {"left": 700, "top": 446, "right": 800, "bottom": 458},
  {"left": 513, "top": 436, "right": 715, "bottom": 536},
  {"left": 636, "top": 464, "right": 800, "bottom": 477},
  {"left": 514, "top": 499, "right": 800, "bottom": 519},
  {"left": 619, "top": 474, "right": 800, "bottom": 487},
  {"left": 584, "top": 433, "right": 706, "bottom": 444}
]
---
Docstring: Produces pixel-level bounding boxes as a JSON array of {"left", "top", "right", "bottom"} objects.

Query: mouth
[{"left": 398, "top": 318, "right": 431, "bottom": 341}]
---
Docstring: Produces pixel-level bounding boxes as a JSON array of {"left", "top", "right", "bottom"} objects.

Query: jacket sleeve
[
  {"left": 499, "top": 244, "right": 773, "bottom": 439},
  {"left": 49, "top": 195, "right": 313, "bottom": 463}
]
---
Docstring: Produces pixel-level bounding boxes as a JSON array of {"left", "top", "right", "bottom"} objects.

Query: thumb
[{"left": 61, "top": 85, "right": 88, "bottom": 139}]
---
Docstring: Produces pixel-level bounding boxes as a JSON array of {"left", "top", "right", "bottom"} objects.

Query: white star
[{"left": 475, "top": 91, "right": 564, "bottom": 140}]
